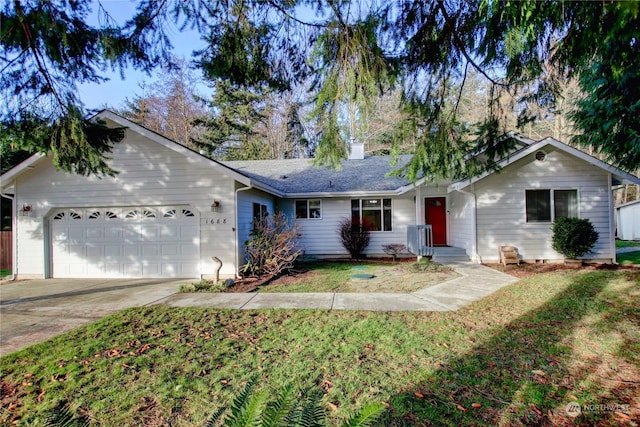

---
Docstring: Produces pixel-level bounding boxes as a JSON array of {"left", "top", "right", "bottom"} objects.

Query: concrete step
[{"left": 432, "top": 246, "right": 470, "bottom": 263}]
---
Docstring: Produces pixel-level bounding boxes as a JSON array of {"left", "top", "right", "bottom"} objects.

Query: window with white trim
[
  {"left": 526, "top": 189, "right": 578, "bottom": 223},
  {"left": 351, "top": 198, "right": 392, "bottom": 231},
  {"left": 295, "top": 200, "right": 322, "bottom": 219}
]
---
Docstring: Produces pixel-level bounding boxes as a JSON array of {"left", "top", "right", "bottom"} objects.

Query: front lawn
[
  {"left": 1, "top": 270, "right": 638, "bottom": 426},
  {"left": 0, "top": 269, "right": 10, "bottom": 278},
  {"left": 618, "top": 251, "right": 640, "bottom": 265},
  {"left": 260, "top": 260, "right": 458, "bottom": 293}
]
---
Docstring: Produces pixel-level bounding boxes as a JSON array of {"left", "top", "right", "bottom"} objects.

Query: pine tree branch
[{"left": 436, "top": 0, "right": 506, "bottom": 88}]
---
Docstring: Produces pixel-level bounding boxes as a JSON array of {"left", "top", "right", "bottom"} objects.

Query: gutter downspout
[
  {"left": 454, "top": 186, "right": 480, "bottom": 263},
  {"left": 0, "top": 190, "right": 17, "bottom": 280},
  {"left": 234, "top": 185, "right": 253, "bottom": 278}
]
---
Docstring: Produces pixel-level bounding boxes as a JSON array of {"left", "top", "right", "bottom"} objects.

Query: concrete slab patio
[{"left": 1, "top": 263, "right": 518, "bottom": 356}]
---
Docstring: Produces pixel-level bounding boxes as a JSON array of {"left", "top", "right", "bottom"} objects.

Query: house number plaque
[{"left": 203, "top": 217, "right": 229, "bottom": 225}]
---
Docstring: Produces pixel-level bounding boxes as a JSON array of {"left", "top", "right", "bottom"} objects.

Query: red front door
[{"left": 425, "top": 197, "right": 447, "bottom": 245}]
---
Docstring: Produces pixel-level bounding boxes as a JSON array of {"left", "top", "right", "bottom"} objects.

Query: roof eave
[{"left": 0, "top": 153, "right": 47, "bottom": 191}]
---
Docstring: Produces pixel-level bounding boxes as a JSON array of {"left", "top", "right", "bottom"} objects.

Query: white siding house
[{"left": 2, "top": 111, "right": 639, "bottom": 281}]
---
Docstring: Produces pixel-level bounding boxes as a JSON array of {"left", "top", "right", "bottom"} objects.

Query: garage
[{"left": 50, "top": 206, "right": 200, "bottom": 278}]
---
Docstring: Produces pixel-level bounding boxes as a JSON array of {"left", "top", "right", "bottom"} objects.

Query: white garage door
[{"left": 51, "top": 206, "right": 200, "bottom": 278}]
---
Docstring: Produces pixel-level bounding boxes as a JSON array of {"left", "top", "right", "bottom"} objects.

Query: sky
[{"left": 78, "top": 1, "right": 207, "bottom": 111}]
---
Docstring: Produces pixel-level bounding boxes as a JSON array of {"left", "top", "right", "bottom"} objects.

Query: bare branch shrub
[
  {"left": 382, "top": 244, "right": 407, "bottom": 261},
  {"left": 338, "top": 218, "right": 370, "bottom": 258},
  {"left": 242, "top": 212, "right": 302, "bottom": 278}
]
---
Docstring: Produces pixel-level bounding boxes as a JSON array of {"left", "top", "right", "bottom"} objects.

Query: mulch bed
[{"left": 485, "top": 261, "right": 639, "bottom": 279}]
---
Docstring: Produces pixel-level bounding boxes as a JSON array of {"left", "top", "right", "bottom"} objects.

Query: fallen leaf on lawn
[
  {"left": 472, "top": 403, "right": 481, "bottom": 409},
  {"left": 615, "top": 412, "right": 630, "bottom": 420},
  {"left": 221, "top": 379, "right": 229, "bottom": 385},
  {"left": 327, "top": 402, "right": 338, "bottom": 411},
  {"left": 531, "top": 370, "right": 546, "bottom": 376},
  {"left": 456, "top": 404, "right": 468, "bottom": 412},
  {"left": 414, "top": 391, "right": 425, "bottom": 399}
]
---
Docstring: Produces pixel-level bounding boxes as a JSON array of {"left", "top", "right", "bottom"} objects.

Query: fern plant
[
  {"left": 43, "top": 400, "right": 90, "bottom": 427},
  {"left": 206, "top": 379, "right": 385, "bottom": 427}
]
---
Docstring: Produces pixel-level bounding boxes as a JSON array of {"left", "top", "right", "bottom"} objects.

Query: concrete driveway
[{"left": 0, "top": 278, "right": 186, "bottom": 356}]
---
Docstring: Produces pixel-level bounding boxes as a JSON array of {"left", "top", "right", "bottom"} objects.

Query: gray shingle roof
[{"left": 224, "top": 156, "right": 415, "bottom": 195}]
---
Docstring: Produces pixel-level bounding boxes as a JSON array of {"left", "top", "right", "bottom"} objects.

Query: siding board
[{"left": 474, "top": 148, "right": 614, "bottom": 262}]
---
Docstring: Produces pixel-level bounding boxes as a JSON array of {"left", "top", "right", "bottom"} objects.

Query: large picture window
[
  {"left": 351, "top": 198, "right": 392, "bottom": 231},
  {"left": 526, "top": 189, "right": 578, "bottom": 222},
  {"left": 295, "top": 200, "right": 321, "bottom": 219}
]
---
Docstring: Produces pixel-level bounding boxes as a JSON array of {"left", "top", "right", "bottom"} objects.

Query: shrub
[
  {"left": 338, "top": 218, "right": 370, "bottom": 258},
  {"left": 382, "top": 243, "right": 406, "bottom": 261},
  {"left": 242, "top": 212, "right": 302, "bottom": 277},
  {"left": 552, "top": 217, "right": 599, "bottom": 259}
]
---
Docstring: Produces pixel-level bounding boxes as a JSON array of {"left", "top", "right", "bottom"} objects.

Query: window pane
[
  {"left": 351, "top": 200, "right": 360, "bottom": 225},
  {"left": 383, "top": 208, "right": 392, "bottom": 231},
  {"left": 362, "top": 210, "right": 382, "bottom": 231},
  {"left": 362, "top": 199, "right": 381, "bottom": 209},
  {"left": 295, "top": 200, "right": 308, "bottom": 219},
  {"left": 526, "top": 190, "right": 551, "bottom": 222},
  {"left": 554, "top": 190, "right": 578, "bottom": 218},
  {"left": 308, "top": 200, "right": 321, "bottom": 218}
]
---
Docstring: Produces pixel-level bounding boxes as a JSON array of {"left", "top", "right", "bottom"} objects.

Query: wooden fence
[{"left": 0, "top": 231, "right": 11, "bottom": 271}]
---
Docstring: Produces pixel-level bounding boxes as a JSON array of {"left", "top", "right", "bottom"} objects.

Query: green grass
[
  {"left": 1, "top": 270, "right": 639, "bottom": 426},
  {"left": 617, "top": 250, "right": 640, "bottom": 265},
  {"left": 616, "top": 239, "right": 640, "bottom": 249},
  {"left": 0, "top": 269, "right": 10, "bottom": 278},
  {"left": 262, "top": 261, "right": 359, "bottom": 292},
  {"left": 260, "top": 260, "right": 456, "bottom": 293}
]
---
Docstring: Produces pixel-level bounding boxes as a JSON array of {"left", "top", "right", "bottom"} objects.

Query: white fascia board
[
  {"left": 95, "top": 110, "right": 253, "bottom": 187},
  {"left": 0, "top": 153, "right": 47, "bottom": 190}
]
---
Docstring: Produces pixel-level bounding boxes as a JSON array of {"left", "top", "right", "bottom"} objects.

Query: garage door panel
[
  {"left": 68, "top": 228, "right": 85, "bottom": 240},
  {"left": 181, "top": 244, "right": 199, "bottom": 257},
  {"left": 142, "top": 245, "right": 159, "bottom": 257},
  {"left": 160, "top": 225, "right": 179, "bottom": 238},
  {"left": 86, "top": 245, "right": 103, "bottom": 257},
  {"left": 105, "top": 227, "right": 124, "bottom": 240},
  {"left": 162, "top": 244, "right": 179, "bottom": 256},
  {"left": 51, "top": 207, "right": 200, "bottom": 278},
  {"left": 140, "top": 225, "right": 160, "bottom": 240},
  {"left": 180, "top": 225, "right": 199, "bottom": 239},
  {"left": 104, "top": 245, "right": 121, "bottom": 257},
  {"left": 86, "top": 227, "right": 103, "bottom": 239}
]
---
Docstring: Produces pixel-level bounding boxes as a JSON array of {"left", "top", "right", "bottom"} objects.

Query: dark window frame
[
  {"left": 295, "top": 199, "right": 322, "bottom": 219},
  {"left": 351, "top": 198, "right": 393, "bottom": 231},
  {"left": 525, "top": 189, "right": 578, "bottom": 223}
]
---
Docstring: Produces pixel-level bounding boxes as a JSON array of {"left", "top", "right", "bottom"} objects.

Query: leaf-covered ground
[{"left": 1, "top": 269, "right": 638, "bottom": 426}]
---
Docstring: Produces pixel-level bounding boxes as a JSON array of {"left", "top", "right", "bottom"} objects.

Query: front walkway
[{"left": 155, "top": 262, "right": 519, "bottom": 312}]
